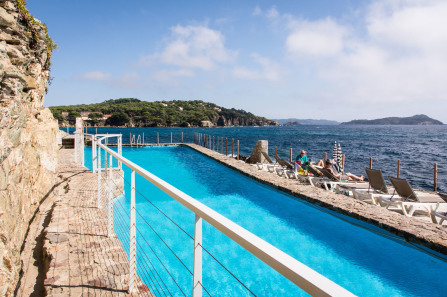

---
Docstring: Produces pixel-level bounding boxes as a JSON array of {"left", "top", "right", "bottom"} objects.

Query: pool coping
[{"left": 183, "top": 143, "right": 447, "bottom": 256}]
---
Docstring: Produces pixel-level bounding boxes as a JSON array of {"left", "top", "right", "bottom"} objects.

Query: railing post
[
  {"left": 129, "top": 170, "right": 137, "bottom": 293},
  {"left": 80, "top": 130, "right": 85, "bottom": 167},
  {"left": 74, "top": 132, "right": 79, "bottom": 163},
  {"left": 181, "top": 132, "right": 183, "bottom": 143},
  {"left": 290, "top": 147, "right": 292, "bottom": 163},
  {"left": 118, "top": 135, "right": 122, "bottom": 170},
  {"left": 108, "top": 153, "right": 114, "bottom": 237},
  {"left": 171, "top": 132, "right": 173, "bottom": 144},
  {"left": 237, "top": 140, "right": 239, "bottom": 160},
  {"left": 221, "top": 137, "right": 223, "bottom": 154},
  {"left": 92, "top": 137, "right": 97, "bottom": 173},
  {"left": 97, "top": 141, "right": 102, "bottom": 208},
  {"left": 213, "top": 136, "right": 215, "bottom": 151},
  {"left": 397, "top": 159, "right": 400, "bottom": 178},
  {"left": 434, "top": 163, "right": 438, "bottom": 192},
  {"left": 193, "top": 214, "right": 203, "bottom": 297},
  {"left": 231, "top": 139, "right": 234, "bottom": 157},
  {"left": 226, "top": 138, "right": 228, "bottom": 156},
  {"left": 157, "top": 132, "right": 159, "bottom": 145},
  {"left": 143, "top": 132, "right": 145, "bottom": 145},
  {"left": 104, "top": 151, "right": 108, "bottom": 177},
  {"left": 369, "top": 157, "right": 373, "bottom": 169}
]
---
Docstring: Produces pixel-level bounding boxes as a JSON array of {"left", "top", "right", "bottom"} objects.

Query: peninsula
[
  {"left": 341, "top": 114, "right": 443, "bottom": 125},
  {"left": 49, "top": 98, "right": 279, "bottom": 127}
]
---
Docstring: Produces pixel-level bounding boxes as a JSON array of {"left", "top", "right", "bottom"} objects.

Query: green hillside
[{"left": 49, "top": 98, "right": 278, "bottom": 127}]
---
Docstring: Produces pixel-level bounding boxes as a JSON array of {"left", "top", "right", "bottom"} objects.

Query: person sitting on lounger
[
  {"left": 324, "top": 159, "right": 365, "bottom": 181},
  {"left": 294, "top": 150, "right": 323, "bottom": 174},
  {"left": 295, "top": 150, "right": 324, "bottom": 168}
]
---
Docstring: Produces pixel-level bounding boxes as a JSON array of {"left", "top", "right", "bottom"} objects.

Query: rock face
[
  {"left": 246, "top": 140, "right": 268, "bottom": 164},
  {"left": 0, "top": 1, "right": 58, "bottom": 296}
]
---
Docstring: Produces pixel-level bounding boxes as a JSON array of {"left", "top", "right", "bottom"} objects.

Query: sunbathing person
[{"left": 324, "top": 159, "right": 365, "bottom": 181}]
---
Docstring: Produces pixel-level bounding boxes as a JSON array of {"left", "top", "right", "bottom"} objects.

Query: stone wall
[{"left": 0, "top": 1, "right": 58, "bottom": 296}]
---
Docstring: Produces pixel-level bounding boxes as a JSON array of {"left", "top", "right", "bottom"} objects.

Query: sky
[{"left": 27, "top": 0, "right": 447, "bottom": 123}]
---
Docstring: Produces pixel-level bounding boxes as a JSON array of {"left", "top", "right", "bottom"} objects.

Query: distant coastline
[{"left": 341, "top": 114, "right": 443, "bottom": 125}]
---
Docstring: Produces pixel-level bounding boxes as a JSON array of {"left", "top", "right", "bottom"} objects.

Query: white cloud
[
  {"left": 81, "top": 71, "right": 111, "bottom": 81},
  {"left": 252, "top": 5, "right": 262, "bottom": 16},
  {"left": 283, "top": 0, "right": 447, "bottom": 113},
  {"left": 253, "top": 5, "right": 279, "bottom": 19},
  {"left": 152, "top": 69, "right": 195, "bottom": 82},
  {"left": 233, "top": 53, "right": 281, "bottom": 81},
  {"left": 366, "top": 0, "right": 447, "bottom": 53},
  {"left": 266, "top": 7, "right": 279, "bottom": 19},
  {"left": 152, "top": 25, "right": 236, "bottom": 70},
  {"left": 79, "top": 71, "right": 144, "bottom": 88},
  {"left": 286, "top": 18, "right": 347, "bottom": 57},
  {"left": 113, "top": 72, "right": 144, "bottom": 88}
]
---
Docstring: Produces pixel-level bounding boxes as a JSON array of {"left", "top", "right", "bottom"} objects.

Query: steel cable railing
[
  {"left": 111, "top": 178, "right": 174, "bottom": 297},
  {"left": 114, "top": 169, "right": 255, "bottom": 296},
  {"left": 113, "top": 201, "right": 168, "bottom": 297},
  {"left": 88, "top": 133, "right": 355, "bottom": 297},
  {"left": 110, "top": 173, "right": 187, "bottom": 296},
  {"left": 113, "top": 177, "right": 189, "bottom": 296}
]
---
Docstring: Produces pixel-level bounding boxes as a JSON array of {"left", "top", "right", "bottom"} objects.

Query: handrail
[{"left": 97, "top": 142, "right": 354, "bottom": 297}]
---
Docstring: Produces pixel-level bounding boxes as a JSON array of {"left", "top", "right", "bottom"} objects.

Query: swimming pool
[{"left": 86, "top": 146, "right": 447, "bottom": 296}]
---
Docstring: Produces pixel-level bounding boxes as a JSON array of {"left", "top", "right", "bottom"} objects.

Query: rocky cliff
[{"left": 0, "top": 1, "right": 58, "bottom": 296}]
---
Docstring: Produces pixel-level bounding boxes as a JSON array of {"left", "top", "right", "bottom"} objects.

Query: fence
[{"left": 74, "top": 131, "right": 354, "bottom": 296}]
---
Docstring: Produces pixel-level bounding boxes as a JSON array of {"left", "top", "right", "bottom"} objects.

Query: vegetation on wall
[
  {"left": 16, "top": 0, "right": 57, "bottom": 69},
  {"left": 49, "top": 98, "right": 278, "bottom": 127}
]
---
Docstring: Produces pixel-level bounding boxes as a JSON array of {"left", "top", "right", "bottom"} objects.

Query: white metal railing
[{"left": 91, "top": 135, "right": 354, "bottom": 297}]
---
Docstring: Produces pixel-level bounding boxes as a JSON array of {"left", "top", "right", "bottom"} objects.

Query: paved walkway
[{"left": 18, "top": 149, "right": 151, "bottom": 296}]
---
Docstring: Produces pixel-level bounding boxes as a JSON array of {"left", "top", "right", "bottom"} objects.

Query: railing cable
[
  {"left": 114, "top": 197, "right": 172, "bottom": 297},
  {"left": 114, "top": 168, "right": 256, "bottom": 296},
  {"left": 118, "top": 171, "right": 194, "bottom": 240},
  {"left": 112, "top": 197, "right": 165, "bottom": 297},
  {"left": 110, "top": 210, "right": 157, "bottom": 297},
  {"left": 198, "top": 243, "right": 257, "bottom": 297}
]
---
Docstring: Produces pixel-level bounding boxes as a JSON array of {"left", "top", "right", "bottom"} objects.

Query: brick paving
[{"left": 42, "top": 149, "right": 151, "bottom": 296}]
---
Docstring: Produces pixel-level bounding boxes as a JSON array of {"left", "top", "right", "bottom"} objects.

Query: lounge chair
[
  {"left": 257, "top": 152, "right": 281, "bottom": 172},
  {"left": 315, "top": 168, "right": 366, "bottom": 191},
  {"left": 379, "top": 177, "right": 447, "bottom": 217},
  {"left": 302, "top": 165, "right": 333, "bottom": 187},
  {"left": 273, "top": 153, "right": 298, "bottom": 179},
  {"left": 348, "top": 168, "right": 394, "bottom": 204},
  {"left": 430, "top": 202, "right": 447, "bottom": 225}
]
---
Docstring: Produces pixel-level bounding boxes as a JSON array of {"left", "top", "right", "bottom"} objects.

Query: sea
[{"left": 67, "top": 125, "right": 447, "bottom": 193}]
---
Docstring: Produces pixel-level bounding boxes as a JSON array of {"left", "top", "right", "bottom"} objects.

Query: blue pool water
[{"left": 85, "top": 146, "right": 447, "bottom": 296}]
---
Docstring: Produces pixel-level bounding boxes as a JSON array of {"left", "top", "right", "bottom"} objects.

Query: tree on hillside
[
  {"left": 88, "top": 112, "right": 103, "bottom": 124},
  {"left": 106, "top": 112, "right": 130, "bottom": 126},
  {"left": 52, "top": 112, "right": 65, "bottom": 122},
  {"left": 68, "top": 110, "right": 81, "bottom": 120}
]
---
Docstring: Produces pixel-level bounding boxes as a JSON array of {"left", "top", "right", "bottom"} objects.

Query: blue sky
[{"left": 28, "top": 0, "right": 447, "bottom": 122}]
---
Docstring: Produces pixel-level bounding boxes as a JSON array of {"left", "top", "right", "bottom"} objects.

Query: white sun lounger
[{"left": 378, "top": 177, "right": 447, "bottom": 217}]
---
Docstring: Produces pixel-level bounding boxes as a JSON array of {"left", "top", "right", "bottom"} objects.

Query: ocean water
[
  {"left": 77, "top": 125, "right": 447, "bottom": 192},
  {"left": 85, "top": 146, "right": 447, "bottom": 297}
]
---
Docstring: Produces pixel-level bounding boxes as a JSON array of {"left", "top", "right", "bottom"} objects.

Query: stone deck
[
  {"left": 186, "top": 143, "right": 447, "bottom": 255},
  {"left": 17, "top": 149, "right": 151, "bottom": 296}
]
